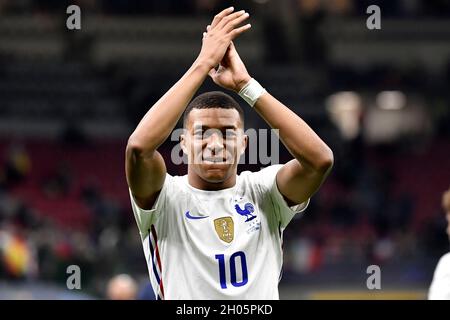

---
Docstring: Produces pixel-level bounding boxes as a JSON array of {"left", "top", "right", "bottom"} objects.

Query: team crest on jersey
[
  {"left": 214, "top": 217, "right": 234, "bottom": 243},
  {"left": 234, "top": 202, "right": 256, "bottom": 222}
]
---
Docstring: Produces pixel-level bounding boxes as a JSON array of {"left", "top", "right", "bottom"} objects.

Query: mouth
[{"left": 202, "top": 157, "right": 228, "bottom": 164}]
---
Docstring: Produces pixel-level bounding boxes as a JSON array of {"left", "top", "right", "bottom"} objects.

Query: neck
[{"left": 187, "top": 170, "right": 237, "bottom": 191}]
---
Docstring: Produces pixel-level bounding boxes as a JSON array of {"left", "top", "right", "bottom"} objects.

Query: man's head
[
  {"left": 106, "top": 274, "right": 138, "bottom": 300},
  {"left": 442, "top": 187, "right": 450, "bottom": 240},
  {"left": 180, "top": 91, "right": 247, "bottom": 188}
]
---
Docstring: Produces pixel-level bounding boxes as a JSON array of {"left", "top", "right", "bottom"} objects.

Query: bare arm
[
  {"left": 208, "top": 40, "right": 333, "bottom": 206},
  {"left": 125, "top": 62, "right": 209, "bottom": 209},
  {"left": 126, "top": 7, "right": 251, "bottom": 209},
  {"left": 252, "top": 93, "right": 333, "bottom": 205}
]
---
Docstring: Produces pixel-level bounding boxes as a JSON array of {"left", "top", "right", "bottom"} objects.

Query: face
[
  {"left": 181, "top": 108, "right": 247, "bottom": 185},
  {"left": 443, "top": 194, "right": 450, "bottom": 239}
]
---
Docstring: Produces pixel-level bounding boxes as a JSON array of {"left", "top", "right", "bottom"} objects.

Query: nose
[{"left": 206, "top": 132, "right": 224, "bottom": 153}]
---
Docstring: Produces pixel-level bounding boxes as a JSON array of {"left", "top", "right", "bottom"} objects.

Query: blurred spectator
[
  {"left": 3, "top": 143, "right": 31, "bottom": 187},
  {"left": 41, "top": 162, "right": 74, "bottom": 199},
  {"left": 106, "top": 274, "right": 138, "bottom": 300},
  {"left": 428, "top": 186, "right": 450, "bottom": 299},
  {"left": 0, "top": 226, "right": 38, "bottom": 279},
  {"left": 296, "top": 0, "right": 328, "bottom": 66}
]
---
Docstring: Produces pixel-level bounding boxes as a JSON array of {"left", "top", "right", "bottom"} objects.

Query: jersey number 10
[{"left": 215, "top": 251, "right": 248, "bottom": 289}]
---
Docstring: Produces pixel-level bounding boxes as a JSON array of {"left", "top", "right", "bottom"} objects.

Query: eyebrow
[{"left": 192, "top": 125, "right": 238, "bottom": 131}]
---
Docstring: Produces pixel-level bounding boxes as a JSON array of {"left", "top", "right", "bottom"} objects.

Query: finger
[
  {"left": 229, "top": 23, "right": 252, "bottom": 39},
  {"left": 203, "top": 32, "right": 207, "bottom": 38},
  {"left": 210, "top": 7, "right": 234, "bottom": 29},
  {"left": 224, "top": 12, "right": 250, "bottom": 32},
  {"left": 217, "top": 10, "right": 247, "bottom": 30},
  {"left": 206, "top": 25, "right": 211, "bottom": 32}
]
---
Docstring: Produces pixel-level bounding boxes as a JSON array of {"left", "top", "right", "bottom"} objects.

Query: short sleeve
[
  {"left": 129, "top": 173, "right": 173, "bottom": 239},
  {"left": 255, "top": 164, "right": 309, "bottom": 228}
]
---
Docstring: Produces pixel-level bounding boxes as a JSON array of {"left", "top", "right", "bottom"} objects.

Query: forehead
[{"left": 186, "top": 108, "right": 242, "bottom": 129}]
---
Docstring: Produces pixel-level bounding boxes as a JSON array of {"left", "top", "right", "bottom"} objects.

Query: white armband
[{"left": 238, "top": 78, "right": 267, "bottom": 107}]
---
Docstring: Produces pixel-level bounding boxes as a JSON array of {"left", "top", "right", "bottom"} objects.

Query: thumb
[
  {"left": 229, "top": 41, "right": 239, "bottom": 53},
  {"left": 208, "top": 68, "right": 216, "bottom": 79},
  {"left": 227, "top": 41, "right": 239, "bottom": 59}
]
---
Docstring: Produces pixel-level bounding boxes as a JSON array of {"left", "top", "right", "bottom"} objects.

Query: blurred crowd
[
  {"left": 0, "top": 0, "right": 449, "bottom": 299},
  {"left": 0, "top": 140, "right": 153, "bottom": 298},
  {"left": 1, "top": 131, "right": 449, "bottom": 296}
]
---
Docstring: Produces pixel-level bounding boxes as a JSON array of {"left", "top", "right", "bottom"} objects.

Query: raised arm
[
  {"left": 208, "top": 35, "right": 333, "bottom": 206},
  {"left": 251, "top": 92, "right": 333, "bottom": 205},
  {"left": 125, "top": 7, "right": 251, "bottom": 209}
]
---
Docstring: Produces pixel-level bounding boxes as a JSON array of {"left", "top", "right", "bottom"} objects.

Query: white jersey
[
  {"left": 129, "top": 164, "right": 309, "bottom": 300},
  {"left": 428, "top": 252, "right": 450, "bottom": 300}
]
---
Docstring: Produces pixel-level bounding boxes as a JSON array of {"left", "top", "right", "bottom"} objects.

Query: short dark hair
[{"left": 183, "top": 91, "right": 244, "bottom": 128}]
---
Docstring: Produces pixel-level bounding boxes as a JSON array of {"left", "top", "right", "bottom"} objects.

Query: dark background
[{"left": 0, "top": 0, "right": 449, "bottom": 299}]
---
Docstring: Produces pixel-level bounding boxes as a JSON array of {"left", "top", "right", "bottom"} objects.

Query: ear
[
  {"left": 239, "top": 134, "right": 248, "bottom": 156},
  {"left": 180, "top": 133, "right": 188, "bottom": 154}
]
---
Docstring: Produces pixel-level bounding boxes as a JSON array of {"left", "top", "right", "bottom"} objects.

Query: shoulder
[
  {"left": 164, "top": 173, "right": 188, "bottom": 194},
  {"left": 437, "top": 252, "right": 450, "bottom": 270},
  {"left": 429, "top": 252, "right": 450, "bottom": 300},
  {"left": 433, "top": 252, "right": 450, "bottom": 279},
  {"left": 238, "top": 164, "right": 283, "bottom": 191}
]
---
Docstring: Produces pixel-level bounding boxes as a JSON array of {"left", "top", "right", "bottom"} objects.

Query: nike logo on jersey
[{"left": 185, "top": 211, "right": 209, "bottom": 220}]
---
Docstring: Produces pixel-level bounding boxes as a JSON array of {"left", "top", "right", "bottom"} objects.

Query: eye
[
  {"left": 225, "top": 130, "right": 237, "bottom": 138},
  {"left": 194, "top": 130, "right": 203, "bottom": 137}
]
